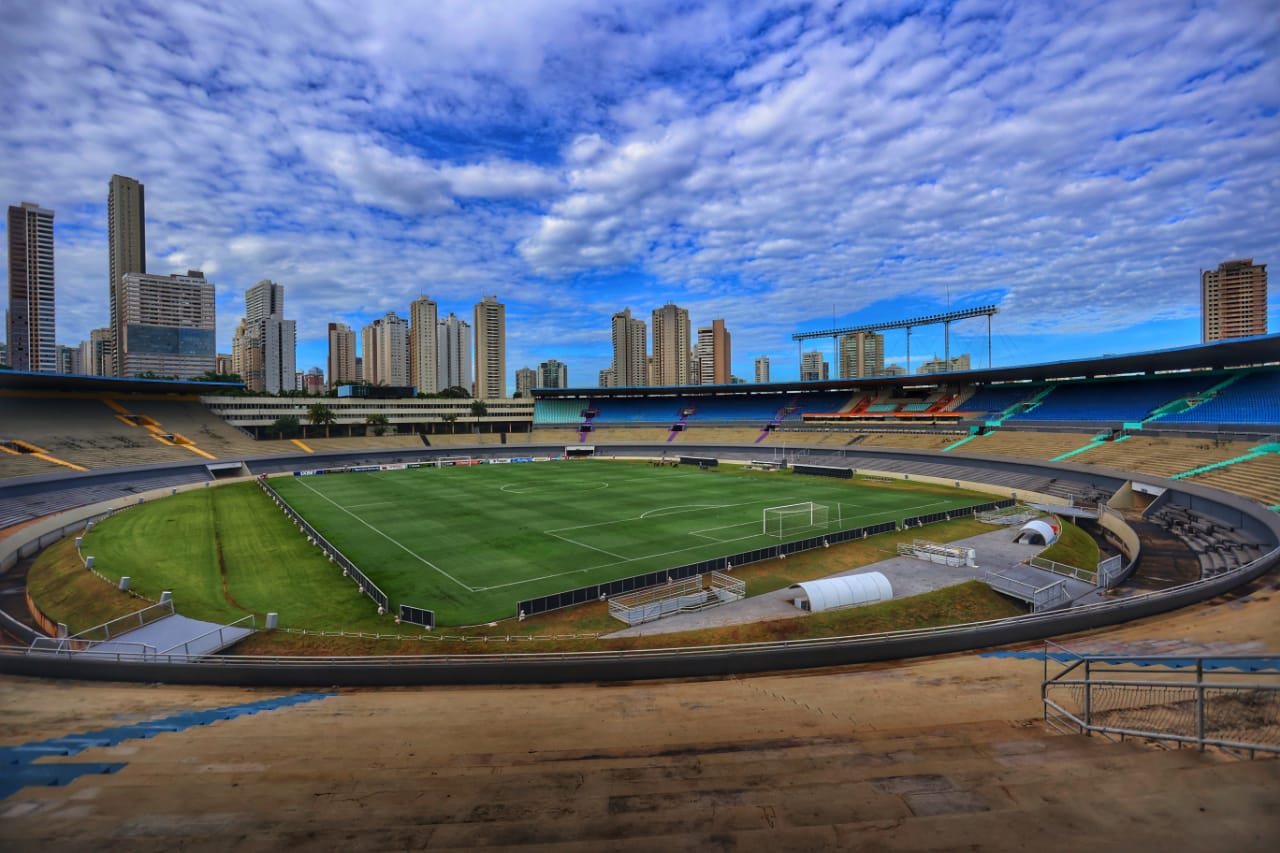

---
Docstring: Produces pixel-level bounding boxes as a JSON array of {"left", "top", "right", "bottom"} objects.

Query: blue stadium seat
[{"left": 1158, "top": 370, "right": 1280, "bottom": 425}]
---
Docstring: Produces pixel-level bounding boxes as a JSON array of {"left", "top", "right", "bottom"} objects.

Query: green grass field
[
  {"left": 268, "top": 460, "right": 992, "bottom": 624},
  {"left": 77, "top": 482, "right": 391, "bottom": 631}
]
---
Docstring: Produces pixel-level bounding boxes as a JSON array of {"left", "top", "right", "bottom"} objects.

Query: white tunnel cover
[{"left": 789, "top": 571, "right": 893, "bottom": 613}]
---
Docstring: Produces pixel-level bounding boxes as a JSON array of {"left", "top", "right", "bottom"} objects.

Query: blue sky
[{"left": 2, "top": 0, "right": 1277, "bottom": 386}]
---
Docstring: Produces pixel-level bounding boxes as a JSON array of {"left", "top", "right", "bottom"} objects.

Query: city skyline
[{"left": 1, "top": 1, "right": 1277, "bottom": 384}]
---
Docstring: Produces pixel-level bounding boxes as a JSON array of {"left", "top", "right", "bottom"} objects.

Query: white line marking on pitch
[
  {"left": 543, "top": 531, "right": 628, "bottom": 560},
  {"left": 293, "top": 477, "right": 475, "bottom": 592}
]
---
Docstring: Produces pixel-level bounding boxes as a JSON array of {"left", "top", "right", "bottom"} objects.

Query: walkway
[{"left": 605, "top": 528, "right": 1044, "bottom": 638}]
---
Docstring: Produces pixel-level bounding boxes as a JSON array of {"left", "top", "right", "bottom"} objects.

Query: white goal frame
[{"left": 762, "top": 501, "right": 830, "bottom": 538}]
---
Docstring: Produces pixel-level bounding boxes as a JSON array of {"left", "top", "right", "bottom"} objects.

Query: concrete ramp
[{"left": 35, "top": 613, "right": 255, "bottom": 662}]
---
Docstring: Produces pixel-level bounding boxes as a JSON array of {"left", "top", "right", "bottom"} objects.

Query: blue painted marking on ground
[
  {"left": 0, "top": 691, "right": 336, "bottom": 800},
  {"left": 980, "top": 650, "right": 1280, "bottom": 672}
]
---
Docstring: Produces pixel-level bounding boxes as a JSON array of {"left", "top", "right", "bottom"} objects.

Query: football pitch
[{"left": 270, "top": 460, "right": 992, "bottom": 625}]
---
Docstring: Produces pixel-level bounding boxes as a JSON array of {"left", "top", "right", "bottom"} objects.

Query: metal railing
[
  {"left": 55, "top": 599, "right": 175, "bottom": 644},
  {"left": 28, "top": 637, "right": 159, "bottom": 659},
  {"left": 985, "top": 572, "right": 1070, "bottom": 611},
  {"left": 158, "top": 614, "right": 257, "bottom": 659},
  {"left": 1042, "top": 640, "right": 1280, "bottom": 758},
  {"left": 1025, "top": 555, "right": 1097, "bottom": 584}
]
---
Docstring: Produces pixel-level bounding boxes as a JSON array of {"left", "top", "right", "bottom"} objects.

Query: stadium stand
[
  {"left": 0, "top": 467, "right": 213, "bottom": 530},
  {"left": 853, "top": 431, "right": 966, "bottom": 450},
  {"left": 532, "top": 398, "right": 586, "bottom": 424},
  {"left": 0, "top": 395, "right": 198, "bottom": 469},
  {"left": 304, "top": 435, "right": 427, "bottom": 452},
  {"left": 0, "top": 451, "right": 67, "bottom": 481},
  {"left": 1156, "top": 369, "right": 1280, "bottom": 426},
  {"left": 1070, "top": 436, "right": 1257, "bottom": 479},
  {"left": 1009, "top": 375, "right": 1217, "bottom": 423},
  {"left": 1185, "top": 453, "right": 1280, "bottom": 507},
  {"left": 125, "top": 398, "right": 299, "bottom": 458},
  {"left": 962, "top": 430, "right": 1101, "bottom": 459},
  {"left": 947, "top": 384, "right": 1038, "bottom": 418},
  {"left": 591, "top": 397, "right": 685, "bottom": 423}
]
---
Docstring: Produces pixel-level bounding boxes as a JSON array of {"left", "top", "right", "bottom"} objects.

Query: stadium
[{"left": 3, "top": 337, "right": 1279, "bottom": 847}]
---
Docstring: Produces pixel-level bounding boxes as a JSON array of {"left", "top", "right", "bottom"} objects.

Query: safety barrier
[
  {"left": 1042, "top": 640, "right": 1280, "bottom": 757},
  {"left": 257, "top": 478, "right": 390, "bottom": 613}
]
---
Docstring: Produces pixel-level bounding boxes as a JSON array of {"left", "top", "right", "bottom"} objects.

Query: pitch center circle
[{"left": 499, "top": 481, "right": 609, "bottom": 495}]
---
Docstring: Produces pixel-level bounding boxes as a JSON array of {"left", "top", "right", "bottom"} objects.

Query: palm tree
[
  {"left": 366, "top": 413, "right": 390, "bottom": 437},
  {"left": 306, "top": 402, "right": 337, "bottom": 438},
  {"left": 441, "top": 414, "right": 458, "bottom": 434},
  {"left": 270, "top": 415, "right": 300, "bottom": 440}
]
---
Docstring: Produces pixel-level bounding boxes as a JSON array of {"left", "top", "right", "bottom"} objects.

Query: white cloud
[{"left": 0, "top": 0, "right": 1275, "bottom": 385}]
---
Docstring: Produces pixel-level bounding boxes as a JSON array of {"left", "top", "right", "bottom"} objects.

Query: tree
[
  {"left": 441, "top": 414, "right": 458, "bottom": 434},
  {"left": 307, "top": 403, "right": 337, "bottom": 438},
  {"left": 366, "top": 413, "right": 390, "bottom": 437},
  {"left": 270, "top": 415, "right": 300, "bottom": 440},
  {"left": 469, "top": 399, "right": 488, "bottom": 419},
  {"left": 192, "top": 370, "right": 243, "bottom": 384},
  {"left": 439, "top": 385, "right": 471, "bottom": 399}
]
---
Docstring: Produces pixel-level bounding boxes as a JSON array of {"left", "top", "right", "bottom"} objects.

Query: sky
[{"left": 2, "top": 0, "right": 1278, "bottom": 387}]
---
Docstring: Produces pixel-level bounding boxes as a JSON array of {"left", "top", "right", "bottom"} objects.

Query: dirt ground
[{"left": 1, "top": 575, "right": 1278, "bottom": 851}]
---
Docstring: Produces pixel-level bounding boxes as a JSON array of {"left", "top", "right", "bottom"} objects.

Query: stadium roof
[
  {"left": 533, "top": 334, "right": 1280, "bottom": 399},
  {"left": 0, "top": 370, "right": 244, "bottom": 395}
]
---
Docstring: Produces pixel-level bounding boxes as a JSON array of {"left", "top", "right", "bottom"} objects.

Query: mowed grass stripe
[
  {"left": 270, "top": 461, "right": 992, "bottom": 625},
  {"left": 79, "top": 483, "right": 394, "bottom": 630}
]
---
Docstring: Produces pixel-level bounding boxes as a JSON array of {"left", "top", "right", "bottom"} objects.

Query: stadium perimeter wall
[{"left": 1, "top": 442, "right": 1277, "bottom": 685}]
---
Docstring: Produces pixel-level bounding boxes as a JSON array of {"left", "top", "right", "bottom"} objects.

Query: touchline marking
[{"left": 293, "top": 477, "right": 475, "bottom": 592}]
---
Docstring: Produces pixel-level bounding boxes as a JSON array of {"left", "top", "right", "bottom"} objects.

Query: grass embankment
[
  {"left": 229, "top": 579, "right": 1025, "bottom": 656},
  {"left": 31, "top": 482, "right": 409, "bottom": 634},
  {"left": 26, "top": 537, "right": 152, "bottom": 635},
  {"left": 1038, "top": 519, "right": 1100, "bottom": 571}
]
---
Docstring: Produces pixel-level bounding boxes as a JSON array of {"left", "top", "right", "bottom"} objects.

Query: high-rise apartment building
[
  {"left": 236, "top": 279, "right": 296, "bottom": 393},
  {"left": 231, "top": 319, "right": 258, "bottom": 386},
  {"left": 108, "top": 175, "right": 146, "bottom": 376},
  {"left": 473, "top": 295, "right": 506, "bottom": 399},
  {"left": 361, "top": 312, "right": 410, "bottom": 387},
  {"left": 800, "top": 350, "right": 829, "bottom": 381},
  {"left": 437, "top": 313, "right": 472, "bottom": 391},
  {"left": 1202, "top": 259, "right": 1268, "bottom": 342},
  {"left": 918, "top": 354, "right": 971, "bottom": 375},
  {"left": 610, "top": 308, "right": 647, "bottom": 387},
  {"left": 303, "top": 367, "right": 326, "bottom": 395},
  {"left": 7, "top": 202, "right": 56, "bottom": 372},
  {"left": 79, "top": 328, "right": 110, "bottom": 376},
  {"left": 754, "top": 355, "right": 770, "bottom": 383},
  {"left": 409, "top": 294, "right": 439, "bottom": 395},
  {"left": 327, "top": 322, "right": 357, "bottom": 388},
  {"left": 56, "top": 344, "right": 80, "bottom": 375},
  {"left": 515, "top": 366, "right": 537, "bottom": 398},
  {"left": 651, "top": 302, "right": 692, "bottom": 386},
  {"left": 539, "top": 358, "right": 568, "bottom": 389},
  {"left": 117, "top": 270, "right": 216, "bottom": 378},
  {"left": 696, "top": 319, "right": 731, "bottom": 385},
  {"left": 839, "top": 331, "right": 884, "bottom": 378}
]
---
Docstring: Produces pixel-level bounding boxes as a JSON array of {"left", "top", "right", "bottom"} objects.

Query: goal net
[{"left": 762, "top": 502, "right": 830, "bottom": 538}]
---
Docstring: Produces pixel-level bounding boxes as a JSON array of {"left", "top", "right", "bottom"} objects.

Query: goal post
[{"left": 762, "top": 501, "right": 830, "bottom": 538}]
